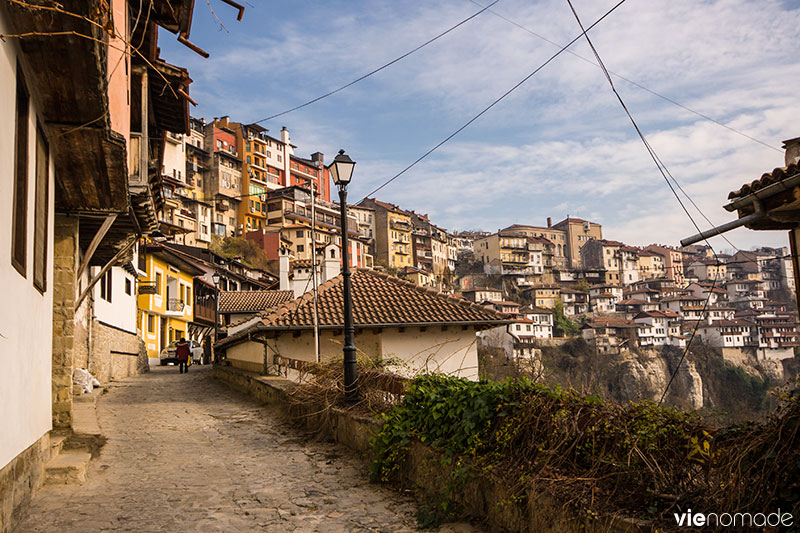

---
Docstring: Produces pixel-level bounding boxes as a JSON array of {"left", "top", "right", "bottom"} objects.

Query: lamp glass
[
  {"left": 327, "top": 149, "right": 355, "bottom": 186},
  {"left": 212, "top": 273, "right": 221, "bottom": 285}
]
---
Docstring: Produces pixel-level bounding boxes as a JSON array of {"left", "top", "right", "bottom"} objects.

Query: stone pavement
[{"left": 14, "top": 366, "right": 481, "bottom": 532}]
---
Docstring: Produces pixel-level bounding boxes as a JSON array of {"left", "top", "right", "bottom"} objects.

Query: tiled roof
[
  {"left": 247, "top": 269, "right": 510, "bottom": 330},
  {"left": 526, "top": 235, "right": 554, "bottom": 245},
  {"left": 727, "top": 161, "right": 800, "bottom": 199},
  {"left": 617, "top": 298, "right": 649, "bottom": 306},
  {"left": 219, "top": 290, "right": 294, "bottom": 314}
]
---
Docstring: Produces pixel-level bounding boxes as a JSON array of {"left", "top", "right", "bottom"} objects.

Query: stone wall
[
  {"left": 0, "top": 434, "right": 50, "bottom": 533},
  {"left": 52, "top": 215, "right": 78, "bottom": 429},
  {"left": 88, "top": 320, "right": 148, "bottom": 384}
]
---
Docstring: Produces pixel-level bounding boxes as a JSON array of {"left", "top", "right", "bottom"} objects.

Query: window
[
  {"left": 125, "top": 278, "right": 132, "bottom": 295},
  {"left": 186, "top": 286, "right": 191, "bottom": 303},
  {"left": 33, "top": 123, "right": 49, "bottom": 292},
  {"left": 296, "top": 230, "right": 304, "bottom": 238},
  {"left": 100, "top": 269, "right": 112, "bottom": 302},
  {"left": 147, "top": 314, "right": 155, "bottom": 333},
  {"left": 297, "top": 245, "right": 304, "bottom": 252},
  {"left": 12, "top": 64, "right": 29, "bottom": 276},
  {"left": 155, "top": 272, "right": 162, "bottom": 295},
  {"left": 277, "top": 155, "right": 282, "bottom": 162}
]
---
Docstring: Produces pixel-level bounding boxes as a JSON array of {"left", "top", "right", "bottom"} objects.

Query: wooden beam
[
  {"left": 75, "top": 213, "right": 117, "bottom": 283},
  {"left": 74, "top": 236, "right": 136, "bottom": 311}
]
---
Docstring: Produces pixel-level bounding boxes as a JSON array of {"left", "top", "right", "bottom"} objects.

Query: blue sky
[{"left": 160, "top": 0, "right": 800, "bottom": 251}]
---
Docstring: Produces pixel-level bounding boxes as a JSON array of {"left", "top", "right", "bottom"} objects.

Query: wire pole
[{"left": 310, "top": 181, "right": 320, "bottom": 363}]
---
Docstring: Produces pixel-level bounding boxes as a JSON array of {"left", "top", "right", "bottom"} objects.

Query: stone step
[
  {"left": 44, "top": 450, "right": 92, "bottom": 485},
  {"left": 73, "top": 387, "right": 101, "bottom": 404},
  {"left": 49, "top": 434, "right": 68, "bottom": 460}
]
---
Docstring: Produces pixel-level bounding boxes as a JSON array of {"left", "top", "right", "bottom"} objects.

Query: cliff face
[{"left": 482, "top": 340, "right": 799, "bottom": 424}]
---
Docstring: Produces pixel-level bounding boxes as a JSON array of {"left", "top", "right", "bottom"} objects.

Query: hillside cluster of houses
[{"left": 461, "top": 226, "right": 798, "bottom": 361}]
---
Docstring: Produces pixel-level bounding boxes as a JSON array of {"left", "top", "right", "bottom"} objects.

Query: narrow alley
[{"left": 13, "top": 367, "right": 473, "bottom": 532}]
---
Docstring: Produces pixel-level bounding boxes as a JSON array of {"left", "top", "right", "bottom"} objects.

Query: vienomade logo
[{"left": 673, "top": 509, "right": 794, "bottom": 528}]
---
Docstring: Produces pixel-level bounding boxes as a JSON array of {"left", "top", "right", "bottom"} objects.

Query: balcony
[
  {"left": 390, "top": 220, "right": 412, "bottom": 231},
  {"left": 166, "top": 298, "right": 185, "bottom": 313},
  {"left": 193, "top": 301, "right": 216, "bottom": 325}
]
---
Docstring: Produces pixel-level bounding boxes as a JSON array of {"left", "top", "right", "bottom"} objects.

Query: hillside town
[{"left": 3, "top": 0, "right": 800, "bottom": 531}]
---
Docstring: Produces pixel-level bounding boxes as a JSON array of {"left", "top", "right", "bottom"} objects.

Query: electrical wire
[
  {"left": 466, "top": 0, "right": 781, "bottom": 154},
  {"left": 252, "top": 1, "right": 500, "bottom": 125},
  {"left": 562, "top": 0, "right": 724, "bottom": 404},
  {"left": 360, "top": 0, "right": 629, "bottom": 201}
]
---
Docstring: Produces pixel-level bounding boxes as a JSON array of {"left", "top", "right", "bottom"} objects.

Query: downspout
[
  {"left": 680, "top": 200, "right": 765, "bottom": 247},
  {"left": 681, "top": 170, "right": 800, "bottom": 247}
]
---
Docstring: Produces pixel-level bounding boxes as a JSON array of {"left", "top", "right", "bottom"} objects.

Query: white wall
[
  {"left": 227, "top": 326, "right": 481, "bottom": 380},
  {"left": 92, "top": 266, "right": 138, "bottom": 334},
  {"left": 381, "top": 327, "right": 480, "bottom": 380},
  {"left": 162, "top": 134, "right": 186, "bottom": 180},
  {"left": 0, "top": 28, "right": 55, "bottom": 469}
]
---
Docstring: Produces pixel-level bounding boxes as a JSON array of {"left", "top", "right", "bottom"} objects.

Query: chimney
[
  {"left": 281, "top": 126, "right": 290, "bottom": 145},
  {"left": 279, "top": 247, "right": 290, "bottom": 291},
  {"left": 782, "top": 137, "right": 800, "bottom": 167},
  {"left": 311, "top": 152, "right": 324, "bottom": 168},
  {"left": 547, "top": 217, "right": 552, "bottom": 228}
]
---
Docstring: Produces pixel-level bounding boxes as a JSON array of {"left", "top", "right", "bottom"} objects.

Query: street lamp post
[
  {"left": 212, "top": 272, "right": 221, "bottom": 363},
  {"left": 326, "top": 150, "right": 357, "bottom": 403}
]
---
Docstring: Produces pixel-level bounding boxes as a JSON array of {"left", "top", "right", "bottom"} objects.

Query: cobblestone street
[{"left": 14, "top": 366, "right": 476, "bottom": 532}]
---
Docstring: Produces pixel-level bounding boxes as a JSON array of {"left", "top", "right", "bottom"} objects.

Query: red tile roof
[
  {"left": 728, "top": 161, "right": 800, "bottom": 199},
  {"left": 245, "top": 269, "right": 510, "bottom": 330},
  {"left": 219, "top": 290, "right": 295, "bottom": 313}
]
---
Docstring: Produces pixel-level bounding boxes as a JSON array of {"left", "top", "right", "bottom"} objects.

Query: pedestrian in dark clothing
[{"left": 176, "top": 337, "right": 191, "bottom": 374}]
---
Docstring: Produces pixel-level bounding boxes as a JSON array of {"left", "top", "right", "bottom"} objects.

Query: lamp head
[{"left": 327, "top": 149, "right": 355, "bottom": 187}]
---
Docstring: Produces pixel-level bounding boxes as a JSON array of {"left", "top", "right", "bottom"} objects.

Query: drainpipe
[
  {"left": 681, "top": 170, "right": 800, "bottom": 247},
  {"left": 680, "top": 200, "right": 765, "bottom": 247}
]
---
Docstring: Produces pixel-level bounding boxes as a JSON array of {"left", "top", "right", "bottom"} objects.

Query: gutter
[{"left": 681, "top": 171, "right": 800, "bottom": 247}]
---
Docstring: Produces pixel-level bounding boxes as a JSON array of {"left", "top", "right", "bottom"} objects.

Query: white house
[
  {"left": 1, "top": 18, "right": 56, "bottom": 527},
  {"left": 221, "top": 269, "right": 510, "bottom": 380}
]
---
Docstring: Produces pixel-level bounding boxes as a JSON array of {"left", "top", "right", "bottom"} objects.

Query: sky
[{"left": 159, "top": 0, "right": 800, "bottom": 252}]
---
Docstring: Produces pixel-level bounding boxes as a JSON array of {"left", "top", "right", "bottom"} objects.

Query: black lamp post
[
  {"left": 327, "top": 149, "right": 358, "bottom": 403},
  {"left": 212, "top": 272, "right": 221, "bottom": 363}
]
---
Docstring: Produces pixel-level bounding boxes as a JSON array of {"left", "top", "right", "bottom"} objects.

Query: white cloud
[{"left": 159, "top": 0, "right": 798, "bottom": 252}]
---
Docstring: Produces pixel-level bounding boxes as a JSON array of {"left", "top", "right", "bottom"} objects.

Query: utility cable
[
  {"left": 252, "top": 1, "right": 500, "bottom": 124},
  {"left": 466, "top": 0, "right": 781, "bottom": 154},
  {"left": 360, "top": 0, "right": 629, "bottom": 201},
  {"left": 562, "top": 0, "right": 721, "bottom": 404}
]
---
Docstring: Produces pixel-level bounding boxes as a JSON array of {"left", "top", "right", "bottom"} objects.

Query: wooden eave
[{"left": 5, "top": 0, "right": 130, "bottom": 213}]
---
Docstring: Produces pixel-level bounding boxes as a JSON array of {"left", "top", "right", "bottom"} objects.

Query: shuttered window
[
  {"left": 12, "top": 64, "right": 29, "bottom": 276},
  {"left": 33, "top": 124, "right": 49, "bottom": 292}
]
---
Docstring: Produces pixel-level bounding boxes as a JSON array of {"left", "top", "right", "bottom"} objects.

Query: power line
[
  {"left": 360, "top": 0, "right": 630, "bottom": 201},
  {"left": 252, "top": 1, "right": 500, "bottom": 125},
  {"left": 561, "top": 0, "right": 722, "bottom": 404},
  {"left": 466, "top": 0, "right": 781, "bottom": 154}
]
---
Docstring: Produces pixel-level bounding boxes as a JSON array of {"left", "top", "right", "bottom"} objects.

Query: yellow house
[
  {"left": 359, "top": 198, "right": 414, "bottom": 269},
  {"left": 138, "top": 242, "right": 204, "bottom": 364}
]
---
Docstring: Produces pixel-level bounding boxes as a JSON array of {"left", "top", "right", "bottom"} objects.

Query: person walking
[{"left": 176, "top": 337, "right": 191, "bottom": 374}]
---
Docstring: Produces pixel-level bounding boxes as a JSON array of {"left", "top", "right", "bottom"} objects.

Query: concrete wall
[{"left": 0, "top": 28, "right": 55, "bottom": 470}]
